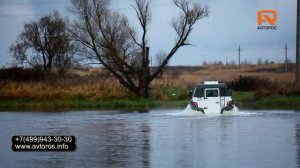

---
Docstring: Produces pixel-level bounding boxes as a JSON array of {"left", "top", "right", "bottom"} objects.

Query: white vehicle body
[{"left": 190, "top": 81, "right": 238, "bottom": 114}]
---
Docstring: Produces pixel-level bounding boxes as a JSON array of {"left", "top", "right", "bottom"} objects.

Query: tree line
[{"left": 9, "top": 0, "right": 209, "bottom": 97}]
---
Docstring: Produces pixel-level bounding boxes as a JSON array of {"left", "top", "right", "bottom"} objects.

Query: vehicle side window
[
  {"left": 220, "top": 88, "right": 232, "bottom": 96},
  {"left": 206, "top": 89, "right": 219, "bottom": 97},
  {"left": 194, "top": 88, "right": 204, "bottom": 97}
]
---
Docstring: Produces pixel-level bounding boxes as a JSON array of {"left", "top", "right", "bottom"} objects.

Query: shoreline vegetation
[
  {"left": 1, "top": 64, "right": 300, "bottom": 111},
  {"left": 1, "top": 92, "right": 300, "bottom": 111}
]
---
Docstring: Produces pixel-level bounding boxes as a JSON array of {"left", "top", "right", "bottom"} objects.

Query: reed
[
  {"left": 0, "top": 80, "right": 133, "bottom": 101},
  {"left": 0, "top": 77, "right": 191, "bottom": 101}
]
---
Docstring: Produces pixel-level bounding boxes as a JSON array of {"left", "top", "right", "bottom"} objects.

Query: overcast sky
[{"left": 0, "top": 0, "right": 297, "bottom": 67}]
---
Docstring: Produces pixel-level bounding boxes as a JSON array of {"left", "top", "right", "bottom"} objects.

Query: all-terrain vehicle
[{"left": 189, "top": 81, "right": 238, "bottom": 114}]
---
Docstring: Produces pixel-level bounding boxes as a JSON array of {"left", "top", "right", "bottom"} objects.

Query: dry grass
[
  {"left": 172, "top": 64, "right": 295, "bottom": 85},
  {"left": 147, "top": 64, "right": 295, "bottom": 94},
  {"left": 0, "top": 79, "right": 134, "bottom": 101}
]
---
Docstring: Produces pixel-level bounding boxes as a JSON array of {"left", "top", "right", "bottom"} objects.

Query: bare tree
[
  {"left": 9, "top": 11, "right": 76, "bottom": 75},
  {"left": 257, "top": 58, "right": 263, "bottom": 65},
  {"left": 155, "top": 51, "right": 168, "bottom": 66},
  {"left": 70, "top": 0, "right": 208, "bottom": 97},
  {"left": 155, "top": 50, "right": 168, "bottom": 77}
]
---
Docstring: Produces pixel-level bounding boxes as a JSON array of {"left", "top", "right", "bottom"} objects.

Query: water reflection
[
  {"left": 296, "top": 124, "right": 300, "bottom": 167},
  {"left": 1, "top": 110, "right": 300, "bottom": 168},
  {"left": 75, "top": 115, "right": 151, "bottom": 168}
]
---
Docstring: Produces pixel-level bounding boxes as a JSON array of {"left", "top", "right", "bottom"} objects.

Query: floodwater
[{"left": 0, "top": 109, "right": 300, "bottom": 168}]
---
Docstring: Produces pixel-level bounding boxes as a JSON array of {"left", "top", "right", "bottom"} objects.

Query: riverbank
[
  {"left": 233, "top": 91, "right": 300, "bottom": 110},
  {"left": 1, "top": 91, "right": 300, "bottom": 111},
  {"left": 0, "top": 98, "right": 189, "bottom": 111},
  {"left": 1, "top": 64, "right": 299, "bottom": 111}
]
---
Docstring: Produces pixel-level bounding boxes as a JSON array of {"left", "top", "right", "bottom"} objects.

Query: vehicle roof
[{"left": 196, "top": 83, "right": 228, "bottom": 89}]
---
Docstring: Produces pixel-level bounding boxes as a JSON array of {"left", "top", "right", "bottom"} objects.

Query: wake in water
[
  {"left": 165, "top": 105, "right": 203, "bottom": 117},
  {"left": 153, "top": 105, "right": 297, "bottom": 118},
  {"left": 161, "top": 104, "right": 260, "bottom": 118}
]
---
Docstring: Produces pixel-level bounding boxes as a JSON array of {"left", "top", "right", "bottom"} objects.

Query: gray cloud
[{"left": 0, "top": 0, "right": 297, "bottom": 67}]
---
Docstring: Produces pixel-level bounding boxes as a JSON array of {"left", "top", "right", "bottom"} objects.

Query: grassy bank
[
  {"left": 0, "top": 98, "right": 189, "bottom": 111},
  {"left": 1, "top": 73, "right": 300, "bottom": 111},
  {"left": 1, "top": 91, "right": 300, "bottom": 111},
  {"left": 0, "top": 80, "right": 190, "bottom": 111},
  {"left": 232, "top": 91, "right": 300, "bottom": 110}
]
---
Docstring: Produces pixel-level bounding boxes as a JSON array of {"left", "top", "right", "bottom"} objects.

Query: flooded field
[{"left": 0, "top": 109, "right": 299, "bottom": 168}]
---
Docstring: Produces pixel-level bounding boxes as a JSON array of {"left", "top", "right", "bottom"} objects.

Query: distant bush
[
  {"left": 276, "top": 86, "right": 300, "bottom": 96},
  {"left": 229, "top": 76, "right": 300, "bottom": 99},
  {"left": 152, "top": 91, "right": 168, "bottom": 100},
  {"left": 229, "top": 76, "right": 276, "bottom": 91},
  {"left": 0, "top": 67, "right": 43, "bottom": 81},
  {"left": 255, "top": 85, "right": 300, "bottom": 100}
]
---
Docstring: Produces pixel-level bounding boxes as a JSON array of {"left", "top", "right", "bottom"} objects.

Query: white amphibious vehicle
[{"left": 189, "top": 81, "right": 238, "bottom": 114}]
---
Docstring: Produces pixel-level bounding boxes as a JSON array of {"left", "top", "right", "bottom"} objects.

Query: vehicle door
[{"left": 204, "top": 88, "right": 220, "bottom": 113}]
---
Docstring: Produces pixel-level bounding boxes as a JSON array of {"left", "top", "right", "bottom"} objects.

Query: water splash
[{"left": 160, "top": 104, "right": 263, "bottom": 118}]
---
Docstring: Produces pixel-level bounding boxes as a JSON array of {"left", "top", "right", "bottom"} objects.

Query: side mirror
[
  {"left": 189, "top": 90, "right": 193, "bottom": 98},
  {"left": 229, "top": 89, "right": 232, "bottom": 96}
]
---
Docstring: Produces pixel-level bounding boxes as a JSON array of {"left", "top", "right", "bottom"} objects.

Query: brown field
[
  {"left": 160, "top": 63, "right": 295, "bottom": 85},
  {"left": 145, "top": 63, "right": 295, "bottom": 91},
  {"left": 67, "top": 63, "right": 296, "bottom": 88}
]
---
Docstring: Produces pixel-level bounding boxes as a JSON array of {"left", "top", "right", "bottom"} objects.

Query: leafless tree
[
  {"left": 155, "top": 51, "right": 168, "bottom": 66},
  {"left": 257, "top": 58, "right": 263, "bottom": 65},
  {"left": 9, "top": 11, "right": 77, "bottom": 75},
  {"left": 70, "top": 0, "right": 208, "bottom": 97},
  {"left": 155, "top": 50, "right": 168, "bottom": 77}
]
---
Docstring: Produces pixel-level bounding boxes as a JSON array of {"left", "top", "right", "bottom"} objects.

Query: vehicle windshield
[
  {"left": 206, "top": 89, "right": 219, "bottom": 97},
  {"left": 193, "top": 84, "right": 232, "bottom": 98}
]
